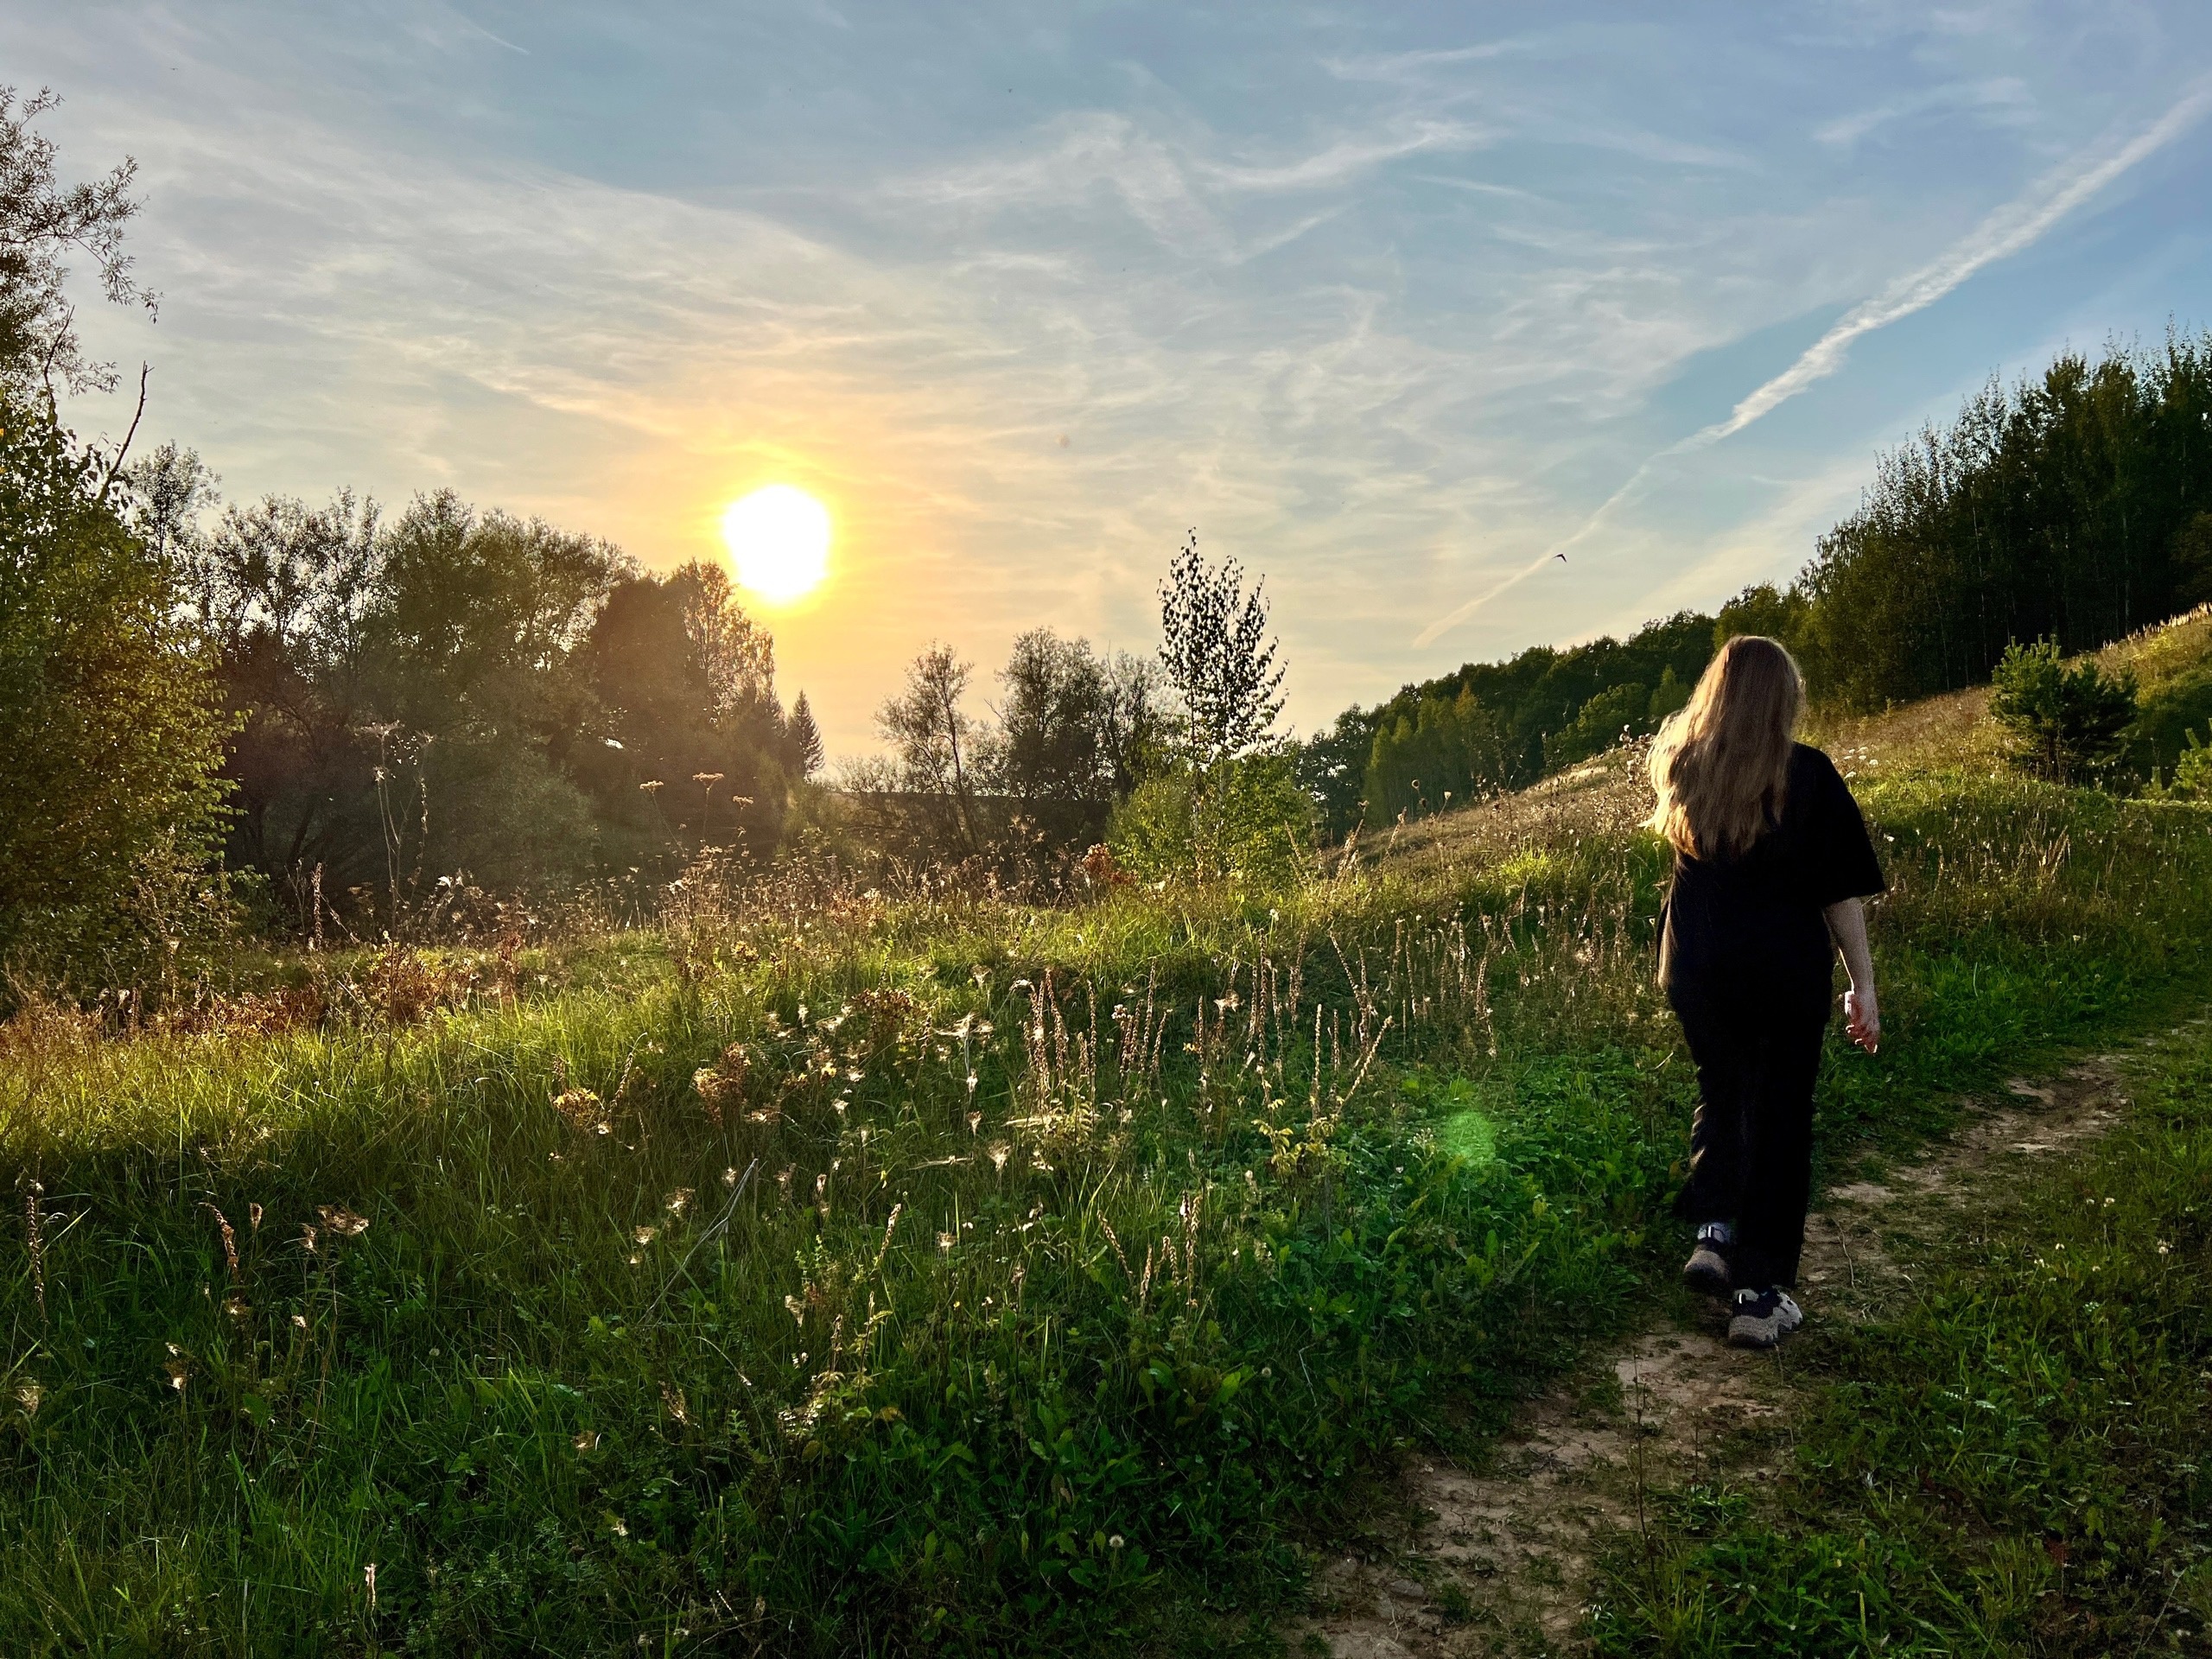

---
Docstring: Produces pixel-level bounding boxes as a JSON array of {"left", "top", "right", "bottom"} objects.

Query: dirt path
[{"left": 1290, "top": 1047, "right": 2143, "bottom": 1658}]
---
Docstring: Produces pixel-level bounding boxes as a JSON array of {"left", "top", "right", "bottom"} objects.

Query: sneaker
[
  {"left": 1681, "top": 1238, "right": 1732, "bottom": 1298},
  {"left": 1728, "top": 1287, "right": 1804, "bottom": 1350}
]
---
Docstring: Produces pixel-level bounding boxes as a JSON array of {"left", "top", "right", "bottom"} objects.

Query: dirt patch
[{"left": 1288, "top": 1046, "right": 2147, "bottom": 1657}]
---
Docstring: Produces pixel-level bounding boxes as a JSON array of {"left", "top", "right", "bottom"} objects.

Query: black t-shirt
[{"left": 1659, "top": 742, "right": 1885, "bottom": 1007}]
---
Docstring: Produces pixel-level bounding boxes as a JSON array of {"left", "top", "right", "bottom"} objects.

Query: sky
[{"left": 15, "top": 2, "right": 2212, "bottom": 754}]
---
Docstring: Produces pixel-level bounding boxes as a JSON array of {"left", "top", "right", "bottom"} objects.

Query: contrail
[{"left": 1415, "top": 79, "right": 2212, "bottom": 652}]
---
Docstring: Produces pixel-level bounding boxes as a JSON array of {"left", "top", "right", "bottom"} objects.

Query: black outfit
[{"left": 1661, "top": 742, "right": 1885, "bottom": 1290}]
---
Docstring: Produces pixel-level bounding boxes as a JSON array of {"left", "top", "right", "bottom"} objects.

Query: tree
[
  {"left": 1988, "top": 638, "right": 2137, "bottom": 785},
  {"left": 788, "top": 691, "right": 824, "bottom": 778},
  {"left": 0, "top": 391, "right": 230, "bottom": 984},
  {"left": 1295, "top": 704, "right": 1381, "bottom": 844},
  {"left": 1363, "top": 687, "right": 1511, "bottom": 827},
  {"left": 1158, "top": 531, "right": 1283, "bottom": 768},
  {"left": 577, "top": 562, "right": 791, "bottom": 871},
  {"left": 992, "top": 630, "right": 1165, "bottom": 850},
  {"left": 0, "top": 86, "right": 155, "bottom": 394},
  {"left": 875, "top": 645, "right": 992, "bottom": 858}
]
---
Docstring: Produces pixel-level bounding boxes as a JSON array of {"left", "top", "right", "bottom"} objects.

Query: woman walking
[{"left": 1649, "top": 636, "right": 1884, "bottom": 1350}]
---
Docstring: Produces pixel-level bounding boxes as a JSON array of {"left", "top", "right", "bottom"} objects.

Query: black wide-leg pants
[{"left": 1669, "top": 983, "right": 1829, "bottom": 1290}]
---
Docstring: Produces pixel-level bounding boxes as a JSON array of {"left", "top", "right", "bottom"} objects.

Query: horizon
[{"left": 13, "top": 2, "right": 2212, "bottom": 754}]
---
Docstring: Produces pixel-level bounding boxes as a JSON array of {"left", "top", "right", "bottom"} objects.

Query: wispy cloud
[
  {"left": 18, "top": 1, "right": 2212, "bottom": 748},
  {"left": 1813, "top": 77, "right": 2032, "bottom": 148},
  {"left": 1415, "top": 77, "right": 2212, "bottom": 650}
]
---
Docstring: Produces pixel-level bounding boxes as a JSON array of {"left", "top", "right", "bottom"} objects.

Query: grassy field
[
  {"left": 6, "top": 624, "right": 2212, "bottom": 1655},
  {"left": 1590, "top": 1014, "right": 2212, "bottom": 1656}
]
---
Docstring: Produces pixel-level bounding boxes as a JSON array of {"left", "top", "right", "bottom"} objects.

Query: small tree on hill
[
  {"left": 1988, "top": 638, "right": 2137, "bottom": 785},
  {"left": 1158, "top": 531, "right": 1283, "bottom": 770}
]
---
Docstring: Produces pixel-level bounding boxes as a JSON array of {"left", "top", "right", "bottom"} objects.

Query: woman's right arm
[{"left": 1824, "top": 897, "right": 1880, "bottom": 1053}]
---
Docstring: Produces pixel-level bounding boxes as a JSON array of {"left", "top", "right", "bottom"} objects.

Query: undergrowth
[{"left": 2, "top": 750, "right": 2210, "bottom": 1652}]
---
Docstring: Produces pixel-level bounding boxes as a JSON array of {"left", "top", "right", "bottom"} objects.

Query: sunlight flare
[{"left": 721, "top": 485, "right": 831, "bottom": 603}]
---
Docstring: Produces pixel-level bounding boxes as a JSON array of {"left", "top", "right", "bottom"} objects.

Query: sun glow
[{"left": 721, "top": 485, "right": 831, "bottom": 603}]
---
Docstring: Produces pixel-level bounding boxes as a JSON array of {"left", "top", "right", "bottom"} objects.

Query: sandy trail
[{"left": 1292, "top": 1046, "right": 2143, "bottom": 1658}]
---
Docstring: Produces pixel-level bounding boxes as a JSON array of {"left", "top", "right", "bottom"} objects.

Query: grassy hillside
[{"left": 5, "top": 621, "right": 2212, "bottom": 1655}]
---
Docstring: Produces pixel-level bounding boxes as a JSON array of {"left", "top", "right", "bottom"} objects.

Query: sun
[{"left": 721, "top": 485, "right": 831, "bottom": 603}]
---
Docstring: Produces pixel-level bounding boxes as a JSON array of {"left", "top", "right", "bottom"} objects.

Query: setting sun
[{"left": 721, "top": 484, "right": 830, "bottom": 603}]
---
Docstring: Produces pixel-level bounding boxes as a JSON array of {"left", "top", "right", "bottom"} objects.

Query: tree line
[
  {"left": 155, "top": 459, "right": 818, "bottom": 929},
  {"left": 1306, "top": 332, "right": 2212, "bottom": 840}
]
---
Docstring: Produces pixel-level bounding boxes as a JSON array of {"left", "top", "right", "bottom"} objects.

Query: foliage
[
  {"left": 868, "top": 642, "right": 995, "bottom": 859},
  {"left": 0, "top": 86, "right": 154, "bottom": 394},
  {"left": 995, "top": 630, "right": 1164, "bottom": 852},
  {"left": 1109, "top": 751, "right": 1312, "bottom": 887},
  {"left": 859, "top": 630, "right": 1166, "bottom": 876},
  {"left": 2124, "top": 664, "right": 2212, "bottom": 786},
  {"left": 168, "top": 476, "right": 803, "bottom": 928},
  {"left": 1158, "top": 531, "right": 1284, "bottom": 770},
  {"left": 2158, "top": 722, "right": 2212, "bottom": 800},
  {"left": 0, "top": 394, "right": 232, "bottom": 990},
  {"left": 1544, "top": 680, "right": 1653, "bottom": 772},
  {"left": 1363, "top": 686, "right": 1510, "bottom": 827},
  {"left": 1988, "top": 636, "right": 2138, "bottom": 784},
  {"left": 787, "top": 690, "right": 824, "bottom": 778},
  {"left": 1796, "top": 337, "right": 2212, "bottom": 710},
  {"left": 1312, "top": 335, "right": 2212, "bottom": 836},
  {"left": 1308, "top": 610, "right": 1713, "bottom": 842}
]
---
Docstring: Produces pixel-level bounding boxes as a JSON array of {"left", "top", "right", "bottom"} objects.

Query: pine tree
[{"left": 789, "top": 690, "right": 824, "bottom": 777}]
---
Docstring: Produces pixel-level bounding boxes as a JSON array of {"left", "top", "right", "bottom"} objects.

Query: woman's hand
[
  {"left": 1843, "top": 987, "right": 1880, "bottom": 1054},
  {"left": 1826, "top": 898, "right": 1881, "bottom": 1055}
]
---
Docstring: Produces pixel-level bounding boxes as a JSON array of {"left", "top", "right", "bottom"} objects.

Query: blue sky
[{"left": 16, "top": 2, "right": 2212, "bottom": 752}]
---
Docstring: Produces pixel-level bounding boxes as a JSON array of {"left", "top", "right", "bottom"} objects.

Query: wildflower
[
  {"left": 317, "top": 1205, "right": 370, "bottom": 1238},
  {"left": 574, "top": 1430, "right": 599, "bottom": 1452},
  {"left": 1109, "top": 1535, "right": 1124, "bottom": 1549},
  {"left": 938, "top": 1231, "right": 956, "bottom": 1254},
  {"left": 968, "top": 1110, "right": 982, "bottom": 1135},
  {"left": 633, "top": 1225, "right": 658, "bottom": 1245},
  {"left": 16, "top": 1383, "right": 41, "bottom": 1416},
  {"left": 723, "top": 1166, "right": 741, "bottom": 1186},
  {"left": 665, "top": 1189, "right": 694, "bottom": 1217},
  {"left": 989, "top": 1144, "right": 1011, "bottom": 1174}
]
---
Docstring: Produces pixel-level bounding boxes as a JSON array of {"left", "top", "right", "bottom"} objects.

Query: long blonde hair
[{"left": 1648, "top": 635, "right": 1804, "bottom": 859}]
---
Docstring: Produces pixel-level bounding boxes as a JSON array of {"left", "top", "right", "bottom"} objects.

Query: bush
[
  {"left": 0, "top": 397, "right": 232, "bottom": 991},
  {"left": 2164, "top": 724, "right": 2212, "bottom": 800},
  {"left": 1987, "top": 637, "right": 2136, "bottom": 785},
  {"left": 1109, "top": 754, "right": 1310, "bottom": 887}
]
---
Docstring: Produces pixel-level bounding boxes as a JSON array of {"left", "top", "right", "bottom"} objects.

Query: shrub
[
  {"left": 1987, "top": 637, "right": 2136, "bottom": 785},
  {"left": 2165, "top": 724, "right": 2212, "bottom": 800},
  {"left": 1109, "top": 753, "right": 1310, "bottom": 887},
  {"left": 0, "top": 396, "right": 232, "bottom": 992}
]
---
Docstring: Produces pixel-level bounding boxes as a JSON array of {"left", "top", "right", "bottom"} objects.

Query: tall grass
[{"left": 3, "top": 743, "right": 2211, "bottom": 1652}]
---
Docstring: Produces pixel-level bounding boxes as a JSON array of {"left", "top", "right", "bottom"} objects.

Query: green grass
[
  {"left": 5, "top": 746, "right": 2212, "bottom": 1651},
  {"left": 1589, "top": 1013, "right": 2212, "bottom": 1657}
]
